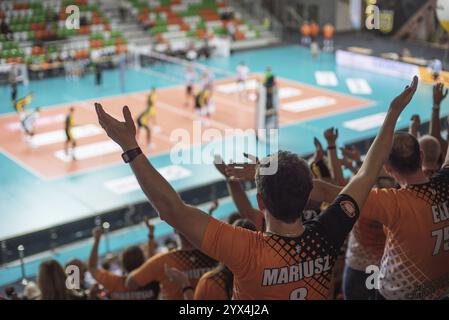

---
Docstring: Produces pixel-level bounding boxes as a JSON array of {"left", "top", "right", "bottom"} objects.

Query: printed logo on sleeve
[{"left": 340, "top": 200, "right": 357, "bottom": 218}]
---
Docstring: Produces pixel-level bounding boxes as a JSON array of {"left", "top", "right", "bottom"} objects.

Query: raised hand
[
  {"left": 313, "top": 137, "right": 324, "bottom": 162},
  {"left": 410, "top": 114, "right": 421, "bottom": 127},
  {"left": 340, "top": 145, "right": 362, "bottom": 163},
  {"left": 143, "top": 216, "right": 155, "bottom": 235},
  {"left": 95, "top": 103, "right": 138, "bottom": 151},
  {"left": 324, "top": 127, "right": 338, "bottom": 146},
  {"left": 389, "top": 76, "right": 418, "bottom": 115},
  {"left": 92, "top": 227, "right": 102, "bottom": 242},
  {"left": 314, "top": 137, "right": 323, "bottom": 151},
  {"left": 409, "top": 114, "right": 421, "bottom": 137},
  {"left": 225, "top": 162, "right": 257, "bottom": 181},
  {"left": 243, "top": 152, "right": 259, "bottom": 164},
  {"left": 213, "top": 155, "right": 228, "bottom": 178},
  {"left": 433, "top": 83, "right": 448, "bottom": 107},
  {"left": 208, "top": 199, "right": 219, "bottom": 216}
]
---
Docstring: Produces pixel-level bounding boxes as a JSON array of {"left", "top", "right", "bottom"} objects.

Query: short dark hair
[
  {"left": 227, "top": 212, "right": 241, "bottom": 225},
  {"left": 387, "top": 132, "right": 421, "bottom": 175},
  {"left": 121, "top": 246, "right": 145, "bottom": 274},
  {"left": 233, "top": 218, "right": 256, "bottom": 231},
  {"left": 255, "top": 151, "right": 313, "bottom": 224}
]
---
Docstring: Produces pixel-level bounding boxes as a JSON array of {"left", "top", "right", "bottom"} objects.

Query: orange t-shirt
[
  {"left": 310, "top": 23, "right": 320, "bottom": 37},
  {"left": 131, "top": 249, "right": 217, "bottom": 300},
  {"left": 194, "top": 269, "right": 232, "bottom": 300},
  {"left": 361, "top": 167, "right": 449, "bottom": 300},
  {"left": 323, "top": 24, "right": 334, "bottom": 39},
  {"left": 300, "top": 24, "right": 310, "bottom": 36},
  {"left": 93, "top": 269, "right": 159, "bottom": 300},
  {"left": 345, "top": 217, "right": 386, "bottom": 271},
  {"left": 201, "top": 194, "right": 360, "bottom": 300}
]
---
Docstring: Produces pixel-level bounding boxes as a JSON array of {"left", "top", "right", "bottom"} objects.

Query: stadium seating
[
  {"left": 0, "top": 0, "right": 128, "bottom": 68},
  {"left": 127, "top": 0, "right": 261, "bottom": 47}
]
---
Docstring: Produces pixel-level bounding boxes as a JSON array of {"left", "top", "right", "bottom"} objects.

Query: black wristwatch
[{"left": 122, "top": 147, "right": 142, "bottom": 163}]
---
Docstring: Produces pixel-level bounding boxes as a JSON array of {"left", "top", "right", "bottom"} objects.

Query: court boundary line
[{"left": 0, "top": 145, "right": 48, "bottom": 180}]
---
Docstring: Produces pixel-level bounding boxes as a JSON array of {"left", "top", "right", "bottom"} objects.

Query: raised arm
[
  {"left": 143, "top": 217, "right": 157, "bottom": 258},
  {"left": 324, "top": 127, "right": 345, "bottom": 186},
  {"left": 310, "top": 179, "right": 342, "bottom": 204},
  {"left": 444, "top": 116, "right": 449, "bottom": 168},
  {"left": 95, "top": 103, "right": 211, "bottom": 248},
  {"left": 341, "top": 76, "right": 419, "bottom": 208},
  {"left": 409, "top": 114, "right": 421, "bottom": 138},
  {"left": 340, "top": 145, "right": 362, "bottom": 175},
  {"left": 88, "top": 227, "right": 103, "bottom": 276},
  {"left": 227, "top": 180, "right": 264, "bottom": 230},
  {"left": 214, "top": 156, "right": 263, "bottom": 230},
  {"left": 430, "top": 83, "right": 449, "bottom": 155},
  {"left": 207, "top": 199, "right": 219, "bottom": 216}
]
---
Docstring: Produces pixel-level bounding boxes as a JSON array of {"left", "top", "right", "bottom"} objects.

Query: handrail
[{"left": 285, "top": 6, "right": 304, "bottom": 27}]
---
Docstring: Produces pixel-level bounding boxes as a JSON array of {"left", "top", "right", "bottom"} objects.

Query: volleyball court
[{"left": 0, "top": 53, "right": 372, "bottom": 180}]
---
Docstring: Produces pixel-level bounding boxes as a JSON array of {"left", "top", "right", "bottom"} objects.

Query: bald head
[
  {"left": 387, "top": 132, "right": 421, "bottom": 175},
  {"left": 419, "top": 135, "right": 441, "bottom": 166}
]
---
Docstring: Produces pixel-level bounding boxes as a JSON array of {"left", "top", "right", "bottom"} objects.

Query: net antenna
[{"left": 256, "top": 84, "right": 280, "bottom": 142}]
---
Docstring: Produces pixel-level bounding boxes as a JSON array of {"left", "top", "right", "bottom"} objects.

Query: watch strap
[{"left": 122, "top": 147, "right": 142, "bottom": 163}]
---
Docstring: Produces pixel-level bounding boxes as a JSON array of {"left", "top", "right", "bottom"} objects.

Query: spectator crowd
[{"left": 1, "top": 78, "right": 449, "bottom": 300}]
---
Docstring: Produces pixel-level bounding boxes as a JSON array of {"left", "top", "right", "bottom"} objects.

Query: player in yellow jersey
[
  {"left": 194, "top": 88, "right": 210, "bottom": 117},
  {"left": 136, "top": 88, "right": 157, "bottom": 148},
  {"left": 65, "top": 107, "right": 77, "bottom": 160},
  {"left": 14, "top": 93, "right": 33, "bottom": 115}
]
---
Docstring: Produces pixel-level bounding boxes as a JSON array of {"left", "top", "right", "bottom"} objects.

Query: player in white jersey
[
  {"left": 185, "top": 65, "right": 195, "bottom": 108},
  {"left": 236, "top": 62, "right": 250, "bottom": 100},
  {"left": 428, "top": 57, "right": 442, "bottom": 81},
  {"left": 21, "top": 107, "right": 40, "bottom": 143}
]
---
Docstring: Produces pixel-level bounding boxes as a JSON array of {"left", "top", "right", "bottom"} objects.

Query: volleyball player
[
  {"left": 236, "top": 61, "right": 250, "bottom": 100},
  {"left": 185, "top": 66, "right": 195, "bottom": 108},
  {"left": 21, "top": 107, "right": 40, "bottom": 142},
  {"left": 323, "top": 23, "right": 335, "bottom": 52},
  {"left": 194, "top": 87, "right": 211, "bottom": 119},
  {"left": 64, "top": 107, "right": 77, "bottom": 161},
  {"left": 14, "top": 93, "right": 33, "bottom": 115},
  {"left": 136, "top": 88, "right": 157, "bottom": 148},
  {"left": 429, "top": 57, "right": 442, "bottom": 81},
  {"left": 15, "top": 94, "right": 34, "bottom": 139}
]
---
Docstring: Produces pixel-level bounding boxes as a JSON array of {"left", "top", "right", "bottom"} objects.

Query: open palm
[
  {"left": 390, "top": 76, "right": 418, "bottom": 115},
  {"left": 95, "top": 103, "right": 138, "bottom": 151}
]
